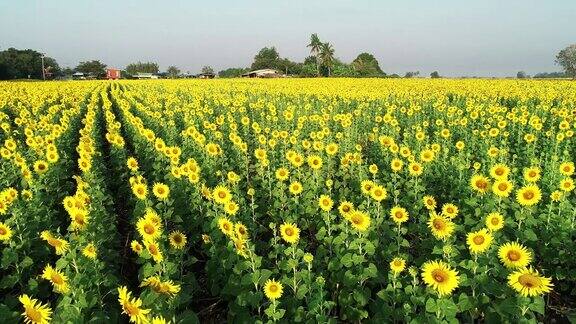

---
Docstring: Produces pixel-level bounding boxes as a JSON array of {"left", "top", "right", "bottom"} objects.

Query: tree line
[{"left": 1, "top": 41, "right": 575, "bottom": 80}]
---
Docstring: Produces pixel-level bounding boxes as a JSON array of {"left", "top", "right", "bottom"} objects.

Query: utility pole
[{"left": 41, "top": 54, "right": 46, "bottom": 80}]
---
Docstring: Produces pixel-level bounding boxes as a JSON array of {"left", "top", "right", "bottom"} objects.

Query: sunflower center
[
  {"left": 395, "top": 211, "right": 403, "bottom": 219},
  {"left": 149, "top": 244, "right": 158, "bottom": 254},
  {"left": 496, "top": 169, "right": 504, "bottom": 175},
  {"left": 518, "top": 273, "right": 540, "bottom": 288},
  {"left": 433, "top": 218, "right": 445, "bottom": 230},
  {"left": 432, "top": 269, "right": 447, "bottom": 283},
  {"left": 507, "top": 250, "right": 521, "bottom": 261},
  {"left": 269, "top": 284, "right": 278, "bottom": 292},
  {"left": 342, "top": 206, "right": 350, "bottom": 212},
  {"left": 473, "top": 235, "right": 485, "bottom": 245},
  {"left": 218, "top": 192, "right": 226, "bottom": 198},
  {"left": 173, "top": 235, "right": 182, "bottom": 243},
  {"left": 124, "top": 303, "right": 141, "bottom": 316},
  {"left": 25, "top": 307, "right": 43, "bottom": 322},
  {"left": 523, "top": 191, "right": 534, "bottom": 200},
  {"left": 476, "top": 180, "right": 487, "bottom": 189},
  {"left": 51, "top": 273, "right": 64, "bottom": 285},
  {"left": 144, "top": 224, "right": 155, "bottom": 235},
  {"left": 0, "top": 228, "right": 6, "bottom": 235},
  {"left": 529, "top": 171, "right": 536, "bottom": 177},
  {"left": 393, "top": 260, "right": 402, "bottom": 266},
  {"left": 352, "top": 215, "right": 362, "bottom": 225},
  {"left": 491, "top": 218, "right": 500, "bottom": 225},
  {"left": 285, "top": 228, "right": 294, "bottom": 236},
  {"left": 498, "top": 183, "right": 508, "bottom": 191}
]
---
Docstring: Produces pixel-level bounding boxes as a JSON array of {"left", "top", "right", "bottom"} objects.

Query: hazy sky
[{"left": 1, "top": 0, "right": 575, "bottom": 77}]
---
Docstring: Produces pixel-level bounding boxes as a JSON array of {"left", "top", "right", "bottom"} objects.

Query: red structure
[{"left": 106, "top": 68, "right": 121, "bottom": 80}]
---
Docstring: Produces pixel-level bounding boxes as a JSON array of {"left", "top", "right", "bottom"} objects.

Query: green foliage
[
  {"left": 166, "top": 66, "right": 181, "bottom": 78},
  {"left": 352, "top": 53, "right": 385, "bottom": 77},
  {"left": 218, "top": 67, "right": 250, "bottom": 78},
  {"left": 75, "top": 60, "right": 107, "bottom": 77},
  {"left": 125, "top": 61, "right": 159, "bottom": 75},
  {"left": 555, "top": 44, "right": 576, "bottom": 78},
  {"left": 0, "top": 48, "right": 60, "bottom": 80}
]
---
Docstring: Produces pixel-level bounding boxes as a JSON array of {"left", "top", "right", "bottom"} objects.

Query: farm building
[
  {"left": 241, "top": 69, "right": 282, "bottom": 78},
  {"left": 106, "top": 68, "right": 121, "bottom": 80},
  {"left": 197, "top": 72, "right": 215, "bottom": 79},
  {"left": 133, "top": 73, "right": 159, "bottom": 79}
]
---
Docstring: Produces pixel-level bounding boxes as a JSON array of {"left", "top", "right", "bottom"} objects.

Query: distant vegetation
[{"left": 1, "top": 41, "right": 575, "bottom": 80}]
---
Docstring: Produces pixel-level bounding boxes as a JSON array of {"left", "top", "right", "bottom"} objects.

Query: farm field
[{"left": 0, "top": 78, "right": 575, "bottom": 323}]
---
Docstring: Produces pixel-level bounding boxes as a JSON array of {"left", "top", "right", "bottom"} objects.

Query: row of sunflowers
[{"left": 0, "top": 78, "right": 575, "bottom": 323}]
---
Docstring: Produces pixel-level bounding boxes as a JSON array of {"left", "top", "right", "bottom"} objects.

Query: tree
[
  {"left": 0, "top": 48, "right": 60, "bottom": 79},
  {"left": 125, "top": 62, "right": 159, "bottom": 75},
  {"left": 75, "top": 60, "right": 106, "bottom": 77},
  {"left": 332, "top": 59, "right": 358, "bottom": 77},
  {"left": 555, "top": 44, "right": 576, "bottom": 79},
  {"left": 516, "top": 71, "right": 527, "bottom": 79},
  {"left": 404, "top": 71, "right": 420, "bottom": 78},
  {"left": 307, "top": 33, "right": 322, "bottom": 76},
  {"left": 218, "top": 67, "right": 249, "bottom": 78},
  {"left": 166, "top": 66, "right": 180, "bottom": 78},
  {"left": 430, "top": 71, "right": 440, "bottom": 78},
  {"left": 351, "top": 52, "right": 384, "bottom": 77},
  {"left": 319, "top": 42, "right": 335, "bottom": 77},
  {"left": 201, "top": 66, "right": 214, "bottom": 75},
  {"left": 250, "top": 47, "right": 280, "bottom": 70}
]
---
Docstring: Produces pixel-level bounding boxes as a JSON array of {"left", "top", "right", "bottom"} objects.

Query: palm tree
[
  {"left": 307, "top": 34, "right": 322, "bottom": 76},
  {"left": 320, "top": 42, "right": 335, "bottom": 77}
]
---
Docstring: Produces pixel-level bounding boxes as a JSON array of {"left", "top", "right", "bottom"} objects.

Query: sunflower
[
  {"left": 559, "top": 162, "right": 575, "bottom": 176},
  {"left": 408, "top": 162, "right": 423, "bottom": 176},
  {"left": 318, "top": 195, "right": 333, "bottom": 212},
  {"left": 145, "top": 240, "right": 164, "bottom": 263},
  {"left": 19, "top": 294, "right": 52, "bottom": 324},
  {"left": 288, "top": 181, "right": 303, "bottom": 195},
  {"left": 360, "top": 180, "right": 375, "bottom": 195},
  {"left": 338, "top": 201, "right": 354, "bottom": 219},
  {"left": 0, "top": 222, "right": 13, "bottom": 242},
  {"left": 131, "top": 240, "right": 143, "bottom": 254},
  {"left": 523, "top": 167, "right": 541, "bottom": 182},
  {"left": 218, "top": 217, "right": 234, "bottom": 236},
  {"left": 275, "top": 167, "right": 289, "bottom": 181},
  {"left": 224, "top": 201, "right": 239, "bottom": 215},
  {"left": 127, "top": 157, "right": 139, "bottom": 171},
  {"left": 69, "top": 208, "right": 90, "bottom": 231},
  {"left": 470, "top": 174, "right": 490, "bottom": 194},
  {"left": 492, "top": 179, "right": 513, "bottom": 197},
  {"left": 428, "top": 213, "right": 455, "bottom": 240},
  {"left": 490, "top": 164, "right": 510, "bottom": 180},
  {"left": 507, "top": 267, "right": 553, "bottom": 297},
  {"left": 234, "top": 223, "right": 249, "bottom": 239},
  {"left": 390, "top": 206, "right": 409, "bottom": 224},
  {"left": 34, "top": 160, "right": 49, "bottom": 174},
  {"left": 307, "top": 155, "right": 323, "bottom": 170},
  {"left": 82, "top": 243, "right": 97, "bottom": 259},
  {"left": 152, "top": 183, "right": 170, "bottom": 200},
  {"left": 152, "top": 316, "right": 168, "bottom": 324},
  {"left": 485, "top": 212, "right": 504, "bottom": 231},
  {"left": 391, "top": 158, "right": 403, "bottom": 172},
  {"left": 422, "top": 195, "right": 437, "bottom": 210},
  {"left": 169, "top": 231, "right": 187, "bottom": 249},
  {"left": 560, "top": 178, "right": 575, "bottom": 192},
  {"left": 213, "top": 185, "right": 232, "bottom": 204},
  {"left": 441, "top": 203, "right": 459, "bottom": 219},
  {"left": 466, "top": 228, "right": 493, "bottom": 254},
  {"left": 263, "top": 279, "right": 283, "bottom": 301},
  {"left": 550, "top": 190, "right": 563, "bottom": 202},
  {"left": 137, "top": 216, "right": 162, "bottom": 241},
  {"left": 132, "top": 183, "right": 148, "bottom": 200},
  {"left": 41, "top": 264, "right": 69, "bottom": 293},
  {"left": 516, "top": 185, "right": 541, "bottom": 206},
  {"left": 40, "top": 231, "right": 69, "bottom": 255},
  {"left": 421, "top": 260, "right": 460, "bottom": 296},
  {"left": 390, "top": 257, "right": 406, "bottom": 275},
  {"left": 349, "top": 210, "right": 371, "bottom": 232},
  {"left": 117, "top": 286, "right": 151, "bottom": 324},
  {"left": 279, "top": 222, "right": 300, "bottom": 244},
  {"left": 370, "top": 184, "right": 388, "bottom": 202},
  {"left": 498, "top": 242, "right": 532, "bottom": 269},
  {"left": 141, "top": 276, "right": 181, "bottom": 297},
  {"left": 368, "top": 164, "right": 378, "bottom": 174}
]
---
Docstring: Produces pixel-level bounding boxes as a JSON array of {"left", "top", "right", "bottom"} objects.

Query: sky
[{"left": 0, "top": 0, "right": 575, "bottom": 77}]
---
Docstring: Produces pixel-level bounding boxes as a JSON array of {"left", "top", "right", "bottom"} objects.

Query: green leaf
[
  {"left": 529, "top": 296, "right": 545, "bottom": 315},
  {"left": 341, "top": 253, "right": 353, "bottom": 268},
  {"left": 458, "top": 293, "right": 473, "bottom": 311},
  {"left": 425, "top": 298, "right": 437, "bottom": 313}
]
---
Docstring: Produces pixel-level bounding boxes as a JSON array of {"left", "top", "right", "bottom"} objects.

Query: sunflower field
[{"left": 0, "top": 78, "right": 575, "bottom": 323}]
